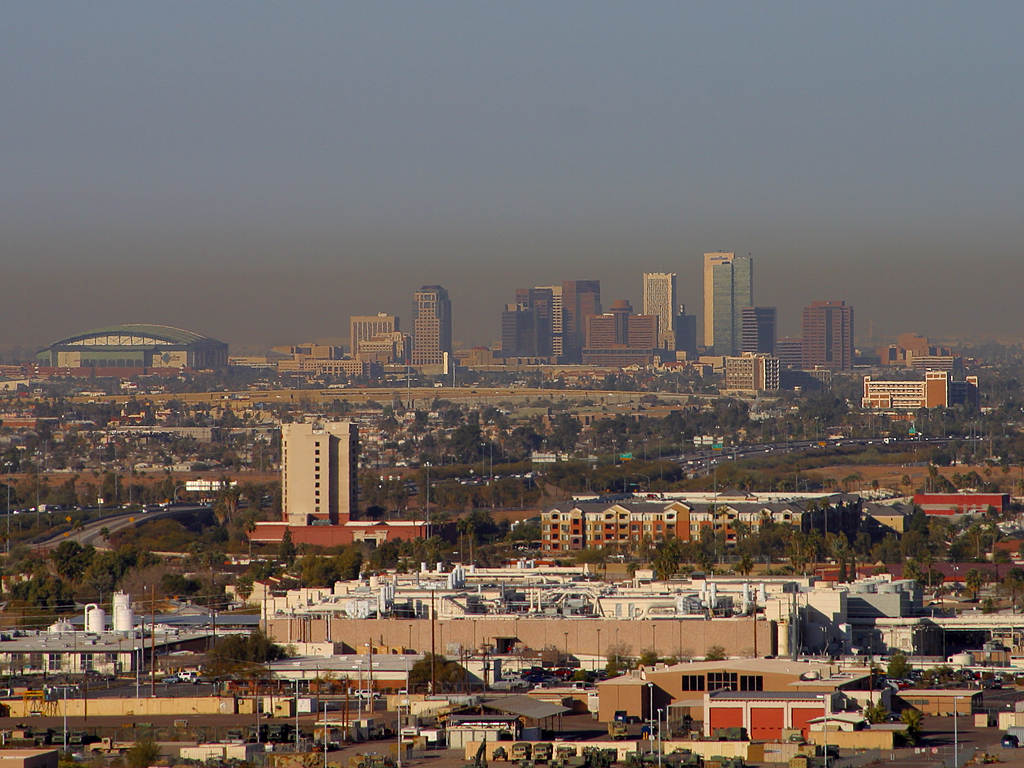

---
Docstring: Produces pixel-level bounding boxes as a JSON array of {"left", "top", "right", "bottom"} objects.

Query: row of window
[{"left": 681, "top": 673, "right": 764, "bottom": 692}]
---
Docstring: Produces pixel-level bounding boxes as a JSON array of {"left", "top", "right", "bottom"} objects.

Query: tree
[
  {"left": 125, "top": 737, "right": 161, "bottom": 768},
  {"left": 207, "top": 629, "right": 286, "bottom": 675},
  {"left": 863, "top": 701, "right": 887, "bottom": 724},
  {"left": 900, "top": 708, "right": 923, "bottom": 745},
  {"left": 735, "top": 554, "right": 755, "bottom": 578},
  {"left": 278, "top": 528, "right": 296, "bottom": 567},
  {"left": 965, "top": 568, "right": 984, "bottom": 601},
  {"left": 704, "top": 645, "right": 726, "bottom": 661},
  {"left": 887, "top": 652, "right": 911, "bottom": 680}
]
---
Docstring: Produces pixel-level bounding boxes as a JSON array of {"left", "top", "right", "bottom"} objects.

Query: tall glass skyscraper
[{"left": 703, "top": 252, "right": 753, "bottom": 356}]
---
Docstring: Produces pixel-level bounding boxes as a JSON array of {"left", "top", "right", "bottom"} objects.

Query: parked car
[{"left": 1002, "top": 734, "right": 1019, "bottom": 748}]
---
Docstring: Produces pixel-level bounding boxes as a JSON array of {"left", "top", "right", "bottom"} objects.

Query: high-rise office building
[
  {"left": 412, "top": 285, "right": 452, "bottom": 366},
  {"left": 535, "top": 285, "right": 564, "bottom": 358},
  {"left": 674, "top": 305, "right": 698, "bottom": 357},
  {"left": 350, "top": 313, "right": 398, "bottom": 356},
  {"left": 582, "top": 300, "right": 658, "bottom": 365},
  {"left": 703, "top": 252, "right": 753, "bottom": 355},
  {"left": 642, "top": 272, "right": 677, "bottom": 351},
  {"left": 561, "top": 280, "right": 601, "bottom": 362},
  {"left": 776, "top": 336, "right": 804, "bottom": 368},
  {"left": 501, "top": 303, "right": 537, "bottom": 357},
  {"left": 281, "top": 421, "right": 358, "bottom": 526},
  {"left": 741, "top": 307, "right": 777, "bottom": 355},
  {"left": 801, "top": 300, "right": 854, "bottom": 371}
]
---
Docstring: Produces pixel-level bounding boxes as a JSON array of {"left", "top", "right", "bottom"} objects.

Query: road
[{"left": 29, "top": 505, "right": 211, "bottom": 550}]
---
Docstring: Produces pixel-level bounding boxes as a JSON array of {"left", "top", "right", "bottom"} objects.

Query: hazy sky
[{"left": 2, "top": 2, "right": 1023, "bottom": 351}]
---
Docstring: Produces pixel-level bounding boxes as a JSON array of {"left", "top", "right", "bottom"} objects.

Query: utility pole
[
  {"left": 150, "top": 587, "right": 156, "bottom": 697},
  {"left": 430, "top": 590, "right": 436, "bottom": 695}
]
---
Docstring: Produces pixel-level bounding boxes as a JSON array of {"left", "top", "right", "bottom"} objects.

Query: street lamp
[
  {"left": 647, "top": 682, "right": 654, "bottom": 753},
  {"left": 953, "top": 695, "right": 962, "bottom": 768},
  {"left": 657, "top": 708, "right": 664, "bottom": 767}
]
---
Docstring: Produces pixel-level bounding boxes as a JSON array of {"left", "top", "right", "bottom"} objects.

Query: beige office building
[
  {"left": 724, "top": 352, "right": 781, "bottom": 393},
  {"left": 642, "top": 271, "right": 677, "bottom": 351},
  {"left": 350, "top": 313, "right": 398, "bottom": 356},
  {"left": 281, "top": 421, "right": 358, "bottom": 526}
]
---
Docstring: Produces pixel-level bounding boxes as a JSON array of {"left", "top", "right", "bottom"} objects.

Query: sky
[{"left": 2, "top": 2, "right": 1023, "bottom": 352}]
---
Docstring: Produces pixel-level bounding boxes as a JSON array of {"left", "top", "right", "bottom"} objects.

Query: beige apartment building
[
  {"left": 281, "top": 421, "right": 358, "bottom": 525},
  {"left": 724, "top": 352, "right": 780, "bottom": 393}
]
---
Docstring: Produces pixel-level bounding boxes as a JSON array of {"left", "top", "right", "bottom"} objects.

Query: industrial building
[
  {"left": 0, "top": 593, "right": 216, "bottom": 677},
  {"left": 36, "top": 323, "right": 228, "bottom": 371}
]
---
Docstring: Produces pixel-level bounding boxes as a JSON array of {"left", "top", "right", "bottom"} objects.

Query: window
[
  {"left": 49, "top": 654, "right": 61, "bottom": 671},
  {"left": 739, "top": 675, "right": 763, "bottom": 691},
  {"left": 707, "top": 672, "right": 738, "bottom": 692},
  {"left": 29, "top": 653, "right": 43, "bottom": 670},
  {"left": 681, "top": 674, "right": 705, "bottom": 691}
]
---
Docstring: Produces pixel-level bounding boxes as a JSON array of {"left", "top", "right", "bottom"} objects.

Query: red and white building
[{"left": 704, "top": 690, "right": 837, "bottom": 741}]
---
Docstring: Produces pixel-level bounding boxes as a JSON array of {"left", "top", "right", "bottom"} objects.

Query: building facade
[
  {"left": 281, "top": 421, "right": 358, "bottom": 526},
  {"left": 561, "top": 280, "right": 601, "bottom": 362},
  {"left": 741, "top": 307, "right": 777, "bottom": 355},
  {"left": 581, "top": 300, "right": 658, "bottom": 366},
  {"left": 724, "top": 353, "right": 781, "bottom": 393},
  {"left": 861, "top": 371, "right": 979, "bottom": 410},
  {"left": 642, "top": 272, "right": 678, "bottom": 351},
  {"left": 801, "top": 301, "right": 854, "bottom": 371},
  {"left": 412, "top": 285, "right": 453, "bottom": 366},
  {"left": 349, "top": 313, "right": 398, "bottom": 357},
  {"left": 703, "top": 252, "right": 753, "bottom": 356}
]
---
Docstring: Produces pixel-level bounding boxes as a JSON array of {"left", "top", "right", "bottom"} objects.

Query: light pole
[
  {"left": 596, "top": 629, "right": 601, "bottom": 672},
  {"left": 953, "top": 695, "right": 962, "bottom": 768},
  {"left": 323, "top": 700, "right": 329, "bottom": 768},
  {"left": 657, "top": 708, "right": 663, "bottom": 767},
  {"left": 647, "top": 682, "right": 654, "bottom": 753},
  {"left": 4, "top": 461, "right": 12, "bottom": 553}
]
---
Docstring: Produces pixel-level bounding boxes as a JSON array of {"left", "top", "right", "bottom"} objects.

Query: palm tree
[
  {"left": 965, "top": 568, "right": 985, "bottom": 601},
  {"left": 736, "top": 554, "right": 755, "bottom": 578}
]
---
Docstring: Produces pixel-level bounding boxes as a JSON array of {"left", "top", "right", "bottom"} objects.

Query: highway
[{"left": 28, "top": 504, "right": 211, "bottom": 550}]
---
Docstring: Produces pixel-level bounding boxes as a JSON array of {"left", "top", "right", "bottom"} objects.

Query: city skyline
[{"left": 3, "top": 4, "right": 1024, "bottom": 352}]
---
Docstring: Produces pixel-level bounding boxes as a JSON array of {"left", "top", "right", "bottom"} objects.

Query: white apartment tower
[
  {"left": 281, "top": 421, "right": 358, "bottom": 526},
  {"left": 642, "top": 272, "right": 677, "bottom": 351}
]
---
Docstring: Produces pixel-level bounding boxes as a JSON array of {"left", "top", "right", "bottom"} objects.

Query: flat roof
[
  {"left": 710, "top": 691, "right": 830, "bottom": 701},
  {"left": 269, "top": 654, "right": 423, "bottom": 674}
]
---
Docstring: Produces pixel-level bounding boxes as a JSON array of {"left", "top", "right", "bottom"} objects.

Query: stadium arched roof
[{"left": 45, "top": 323, "right": 223, "bottom": 349}]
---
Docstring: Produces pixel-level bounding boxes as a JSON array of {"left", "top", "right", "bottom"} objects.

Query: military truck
[
  {"left": 511, "top": 743, "right": 532, "bottom": 761},
  {"left": 533, "top": 743, "right": 553, "bottom": 762}
]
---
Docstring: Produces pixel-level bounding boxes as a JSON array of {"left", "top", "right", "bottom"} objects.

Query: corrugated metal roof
[{"left": 481, "top": 695, "right": 570, "bottom": 719}]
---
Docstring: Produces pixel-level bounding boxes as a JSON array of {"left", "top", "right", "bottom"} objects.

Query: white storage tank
[
  {"left": 85, "top": 604, "right": 105, "bottom": 634},
  {"left": 113, "top": 591, "right": 134, "bottom": 633}
]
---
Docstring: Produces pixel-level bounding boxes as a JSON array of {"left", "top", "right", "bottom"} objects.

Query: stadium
[{"left": 37, "top": 323, "right": 228, "bottom": 370}]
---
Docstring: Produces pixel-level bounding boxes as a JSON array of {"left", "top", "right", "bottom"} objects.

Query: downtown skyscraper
[
  {"left": 642, "top": 272, "right": 677, "bottom": 351},
  {"left": 703, "top": 252, "right": 753, "bottom": 356},
  {"left": 411, "top": 285, "right": 452, "bottom": 366}
]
